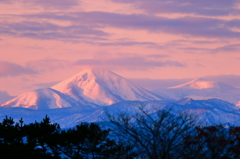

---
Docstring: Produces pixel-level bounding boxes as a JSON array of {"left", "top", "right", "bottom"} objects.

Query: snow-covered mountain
[
  {"left": 0, "top": 98, "right": 240, "bottom": 128},
  {"left": 152, "top": 78, "right": 240, "bottom": 106},
  {"left": 1, "top": 69, "right": 163, "bottom": 109},
  {"left": 0, "top": 88, "right": 86, "bottom": 110},
  {"left": 172, "top": 98, "right": 240, "bottom": 125},
  {"left": 1, "top": 70, "right": 240, "bottom": 128},
  {"left": 169, "top": 78, "right": 236, "bottom": 90},
  {"left": 51, "top": 69, "right": 163, "bottom": 106}
]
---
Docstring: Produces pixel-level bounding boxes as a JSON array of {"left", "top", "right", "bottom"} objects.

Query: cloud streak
[
  {"left": 25, "top": 59, "right": 72, "bottom": 72},
  {"left": 181, "top": 43, "right": 240, "bottom": 54},
  {"left": 0, "top": 0, "right": 80, "bottom": 9},
  {"left": 0, "top": 61, "right": 38, "bottom": 77},
  {"left": 0, "top": 21, "right": 109, "bottom": 41},
  {"left": 112, "top": 0, "right": 240, "bottom": 16},
  {"left": 2, "top": 11, "right": 239, "bottom": 41},
  {"left": 74, "top": 56, "right": 185, "bottom": 71}
]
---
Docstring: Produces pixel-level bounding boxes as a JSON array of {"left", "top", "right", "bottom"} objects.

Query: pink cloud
[
  {"left": 0, "top": 21, "right": 108, "bottom": 41},
  {"left": 74, "top": 56, "right": 185, "bottom": 71},
  {"left": 3, "top": 12, "right": 240, "bottom": 40},
  {"left": 0, "top": 61, "right": 37, "bottom": 77},
  {"left": 146, "top": 54, "right": 170, "bottom": 58},
  {"left": 25, "top": 59, "right": 72, "bottom": 72},
  {"left": 181, "top": 43, "right": 240, "bottom": 54},
  {"left": 1, "top": 0, "right": 80, "bottom": 9},
  {"left": 112, "top": 0, "right": 239, "bottom": 16}
]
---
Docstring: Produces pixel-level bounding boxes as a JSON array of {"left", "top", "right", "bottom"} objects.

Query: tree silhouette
[
  {"left": 0, "top": 116, "right": 131, "bottom": 159},
  {"left": 4, "top": 111, "right": 240, "bottom": 158},
  {"left": 105, "top": 107, "right": 196, "bottom": 159},
  {"left": 55, "top": 122, "right": 128, "bottom": 158}
]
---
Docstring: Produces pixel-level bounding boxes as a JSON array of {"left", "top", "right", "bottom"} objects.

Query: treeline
[
  {"left": 1, "top": 109, "right": 240, "bottom": 159},
  {"left": 105, "top": 108, "right": 240, "bottom": 159},
  {"left": 0, "top": 116, "right": 135, "bottom": 159}
]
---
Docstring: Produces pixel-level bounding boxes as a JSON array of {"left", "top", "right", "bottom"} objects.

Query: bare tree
[{"left": 104, "top": 105, "right": 197, "bottom": 159}]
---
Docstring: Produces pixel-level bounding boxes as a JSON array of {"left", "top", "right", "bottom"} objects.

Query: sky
[{"left": 0, "top": 0, "right": 240, "bottom": 96}]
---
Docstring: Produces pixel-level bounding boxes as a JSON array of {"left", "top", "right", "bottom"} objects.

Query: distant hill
[{"left": 153, "top": 78, "right": 240, "bottom": 106}]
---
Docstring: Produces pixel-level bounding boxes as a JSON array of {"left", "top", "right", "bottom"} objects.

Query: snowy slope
[
  {"left": 0, "top": 69, "right": 163, "bottom": 109},
  {"left": 173, "top": 98, "right": 240, "bottom": 125},
  {"left": 0, "top": 88, "right": 85, "bottom": 110},
  {"left": 52, "top": 69, "right": 163, "bottom": 106},
  {"left": 153, "top": 78, "right": 240, "bottom": 106},
  {"left": 1, "top": 99, "right": 240, "bottom": 128},
  {"left": 1, "top": 71, "right": 240, "bottom": 128}
]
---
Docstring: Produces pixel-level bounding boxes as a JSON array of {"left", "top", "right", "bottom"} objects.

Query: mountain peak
[
  {"left": 78, "top": 68, "right": 113, "bottom": 75},
  {"left": 168, "top": 78, "right": 236, "bottom": 90},
  {"left": 52, "top": 69, "right": 162, "bottom": 106},
  {"left": 1, "top": 69, "right": 163, "bottom": 109},
  {"left": 65, "top": 68, "right": 120, "bottom": 84},
  {"left": 192, "top": 78, "right": 207, "bottom": 82},
  {"left": 176, "top": 97, "right": 194, "bottom": 105}
]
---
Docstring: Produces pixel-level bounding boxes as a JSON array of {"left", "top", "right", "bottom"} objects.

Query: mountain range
[
  {"left": 0, "top": 69, "right": 240, "bottom": 128},
  {"left": 152, "top": 78, "right": 240, "bottom": 106},
  {"left": 1, "top": 69, "right": 163, "bottom": 110}
]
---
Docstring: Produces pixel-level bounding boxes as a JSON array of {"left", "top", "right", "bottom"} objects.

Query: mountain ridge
[
  {"left": 153, "top": 78, "right": 240, "bottom": 106},
  {"left": 1, "top": 69, "right": 240, "bottom": 127},
  {"left": 0, "top": 88, "right": 89, "bottom": 110},
  {"left": 1, "top": 69, "right": 163, "bottom": 109},
  {"left": 51, "top": 68, "right": 163, "bottom": 106},
  {"left": 168, "top": 78, "right": 237, "bottom": 90}
]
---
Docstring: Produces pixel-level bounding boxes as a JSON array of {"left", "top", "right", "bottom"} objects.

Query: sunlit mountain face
[
  {"left": 1, "top": 69, "right": 163, "bottom": 110},
  {"left": 152, "top": 78, "right": 240, "bottom": 106},
  {"left": 0, "top": 88, "right": 84, "bottom": 110},
  {"left": 168, "top": 78, "right": 237, "bottom": 90},
  {"left": 1, "top": 69, "right": 240, "bottom": 128}
]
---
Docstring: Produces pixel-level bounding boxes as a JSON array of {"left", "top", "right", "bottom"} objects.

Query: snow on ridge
[
  {"left": 1, "top": 68, "right": 163, "bottom": 110},
  {"left": 1, "top": 69, "right": 240, "bottom": 127},
  {"left": 52, "top": 68, "right": 162, "bottom": 106},
  {"left": 152, "top": 78, "right": 240, "bottom": 106},
  {"left": 176, "top": 97, "right": 193, "bottom": 105},
  {"left": 168, "top": 78, "right": 236, "bottom": 90},
  {"left": 0, "top": 88, "right": 83, "bottom": 110},
  {"left": 2, "top": 98, "right": 240, "bottom": 128}
]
